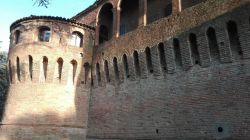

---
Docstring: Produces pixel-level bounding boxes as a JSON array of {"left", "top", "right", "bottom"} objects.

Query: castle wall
[
  {"left": 1, "top": 18, "right": 94, "bottom": 139},
  {"left": 87, "top": 0, "right": 250, "bottom": 139},
  {"left": 88, "top": 61, "right": 250, "bottom": 139},
  {"left": 78, "top": 10, "right": 98, "bottom": 26},
  {"left": 3, "top": 0, "right": 250, "bottom": 139},
  {"left": 74, "top": 0, "right": 207, "bottom": 41},
  {"left": 0, "top": 85, "right": 89, "bottom": 139}
]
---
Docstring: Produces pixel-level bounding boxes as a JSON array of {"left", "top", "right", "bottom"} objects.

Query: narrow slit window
[
  {"left": 173, "top": 38, "right": 182, "bottom": 67},
  {"left": 15, "top": 30, "right": 21, "bottom": 44},
  {"left": 84, "top": 62, "right": 90, "bottom": 84},
  {"left": 249, "top": 17, "right": 250, "bottom": 25},
  {"left": 189, "top": 33, "right": 200, "bottom": 65},
  {"left": 96, "top": 63, "right": 101, "bottom": 83},
  {"left": 227, "top": 21, "right": 242, "bottom": 56},
  {"left": 28, "top": 55, "right": 33, "bottom": 80},
  {"left": 133, "top": 51, "right": 141, "bottom": 76},
  {"left": 145, "top": 47, "right": 153, "bottom": 73},
  {"left": 158, "top": 43, "right": 167, "bottom": 71},
  {"left": 104, "top": 60, "right": 110, "bottom": 82},
  {"left": 9, "top": 60, "right": 12, "bottom": 83},
  {"left": 113, "top": 57, "right": 119, "bottom": 81},
  {"left": 206, "top": 27, "right": 220, "bottom": 61},
  {"left": 57, "top": 58, "right": 63, "bottom": 82},
  {"left": 43, "top": 56, "right": 48, "bottom": 80},
  {"left": 122, "top": 54, "right": 129, "bottom": 78},
  {"left": 16, "top": 57, "right": 21, "bottom": 81},
  {"left": 71, "top": 60, "right": 77, "bottom": 84}
]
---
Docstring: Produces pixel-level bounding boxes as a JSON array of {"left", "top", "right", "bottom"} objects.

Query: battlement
[
  {"left": 91, "top": 0, "right": 250, "bottom": 87},
  {"left": 8, "top": 16, "right": 94, "bottom": 86},
  {"left": 3, "top": 0, "right": 250, "bottom": 139},
  {"left": 86, "top": 1, "right": 250, "bottom": 139},
  {"left": 2, "top": 17, "right": 94, "bottom": 139}
]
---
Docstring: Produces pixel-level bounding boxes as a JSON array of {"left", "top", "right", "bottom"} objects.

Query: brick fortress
[{"left": 1, "top": 0, "right": 250, "bottom": 139}]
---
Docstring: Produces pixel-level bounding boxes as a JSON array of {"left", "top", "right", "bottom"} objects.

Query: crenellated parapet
[
  {"left": 85, "top": 1, "right": 250, "bottom": 139},
  {"left": 3, "top": 0, "right": 250, "bottom": 139},
  {"left": 2, "top": 16, "right": 95, "bottom": 139},
  {"left": 91, "top": 0, "right": 250, "bottom": 87},
  {"left": 8, "top": 16, "right": 94, "bottom": 86}
]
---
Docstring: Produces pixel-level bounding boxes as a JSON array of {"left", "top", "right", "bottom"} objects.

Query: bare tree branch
[{"left": 33, "top": 0, "right": 50, "bottom": 8}]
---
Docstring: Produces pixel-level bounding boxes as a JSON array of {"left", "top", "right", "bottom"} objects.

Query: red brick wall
[
  {"left": 2, "top": 19, "right": 94, "bottom": 139},
  {"left": 4, "top": 0, "right": 250, "bottom": 139},
  {"left": 87, "top": 0, "right": 250, "bottom": 139}
]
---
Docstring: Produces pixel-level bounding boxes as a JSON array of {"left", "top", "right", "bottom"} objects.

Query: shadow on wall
[
  {"left": 0, "top": 55, "right": 92, "bottom": 139},
  {"left": 73, "top": 61, "right": 91, "bottom": 130},
  {"left": 0, "top": 112, "right": 86, "bottom": 139}
]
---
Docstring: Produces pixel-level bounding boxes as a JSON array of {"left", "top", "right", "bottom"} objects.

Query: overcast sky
[{"left": 0, "top": 0, "right": 95, "bottom": 52}]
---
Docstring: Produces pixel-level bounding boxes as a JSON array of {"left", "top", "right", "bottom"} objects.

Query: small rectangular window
[
  {"left": 44, "top": 31, "right": 51, "bottom": 42},
  {"left": 120, "top": 24, "right": 126, "bottom": 35}
]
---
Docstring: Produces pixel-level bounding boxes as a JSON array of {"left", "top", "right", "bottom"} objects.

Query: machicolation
[{"left": 1, "top": 0, "right": 250, "bottom": 139}]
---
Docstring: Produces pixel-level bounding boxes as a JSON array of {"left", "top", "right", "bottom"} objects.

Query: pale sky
[{"left": 0, "top": 0, "right": 95, "bottom": 52}]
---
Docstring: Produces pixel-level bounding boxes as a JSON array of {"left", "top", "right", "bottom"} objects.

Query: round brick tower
[{"left": 1, "top": 16, "right": 94, "bottom": 139}]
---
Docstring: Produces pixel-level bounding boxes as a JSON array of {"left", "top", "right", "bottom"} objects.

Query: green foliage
[
  {"left": 0, "top": 52, "right": 8, "bottom": 101},
  {"left": 0, "top": 52, "right": 8, "bottom": 121}
]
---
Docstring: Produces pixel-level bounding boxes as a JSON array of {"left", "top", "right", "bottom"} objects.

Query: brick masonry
[
  {"left": 1, "top": 19, "right": 94, "bottom": 139},
  {"left": 2, "top": 0, "right": 250, "bottom": 139},
  {"left": 89, "top": 0, "right": 250, "bottom": 139}
]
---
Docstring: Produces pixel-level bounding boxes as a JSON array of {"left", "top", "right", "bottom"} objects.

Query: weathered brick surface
[
  {"left": 88, "top": 60, "right": 250, "bottom": 139},
  {"left": 2, "top": 19, "right": 94, "bottom": 139},
  {"left": 0, "top": 125, "right": 87, "bottom": 140},
  {"left": 88, "top": 1, "right": 250, "bottom": 139},
  {"left": 3, "top": 0, "right": 250, "bottom": 139},
  {"left": 164, "top": 40, "right": 176, "bottom": 74},
  {"left": 196, "top": 30, "right": 211, "bottom": 67}
]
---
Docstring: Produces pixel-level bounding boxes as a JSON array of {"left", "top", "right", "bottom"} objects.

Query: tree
[
  {"left": 0, "top": 41, "right": 2, "bottom": 50},
  {"left": 0, "top": 51, "right": 8, "bottom": 121},
  {"left": 0, "top": 52, "right": 8, "bottom": 96},
  {"left": 33, "top": 0, "right": 50, "bottom": 8}
]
